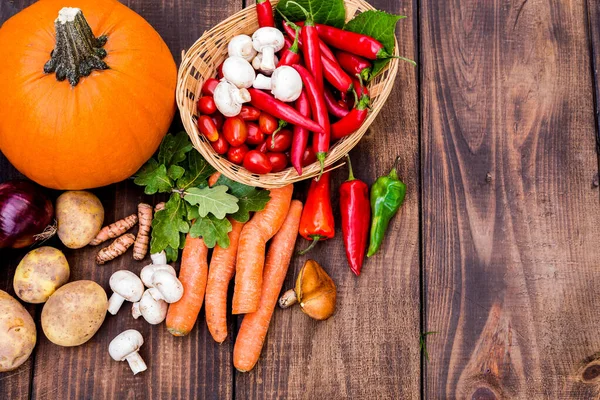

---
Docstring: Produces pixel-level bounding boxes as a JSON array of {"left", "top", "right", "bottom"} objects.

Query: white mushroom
[
  {"left": 213, "top": 80, "right": 251, "bottom": 117},
  {"left": 252, "top": 27, "right": 285, "bottom": 73},
  {"left": 150, "top": 251, "right": 167, "bottom": 265},
  {"left": 252, "top": 66, "right": 303, "bottom": 102},
  {"left": 132, "top": 290, "right": 168, "bottom": 325},
  {"left": 228, "top": 34, "right": 257, "bottom": 61},
  {"left": 222, "top": 56, "right": 255, "bottom": 89},
  {"left": 147, "top": 270, "right": 183, "bottom": 304},
  {"left": 140, "top": 263, "right": 176, "bottom": 288},
  {"left": 108, "top": 329, "right": 147, "bottom": 375},
  {"left": 251, "top": 53, "right": 280, "bottom": 75},
  {"left": 107, "top": 270, "right": 144, "bottom": 315}
]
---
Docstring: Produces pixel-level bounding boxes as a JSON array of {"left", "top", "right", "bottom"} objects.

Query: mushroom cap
[
  {"left": 222, "top": 56, "right": 256, "bottom": 89},
  {"left": 271, "top": 66, "right": 303, "bottom": 102},
  {"left": 140, "top": 264, "right": 176, "bottom": 288},
  {"left": 108, "top": 329, "right": 144, "bottom": 361},
  {"left": 109, "top": 270, "right": 144, "bottom": 302},
  {"left": 214, "top": 80, "right": 243, "bottom": 117},
  {"left": 151, "top": 270, "right": 184, "bottom": 303},
  {"left": 252, "top": 27, "right": 285, "bottom": 52},
  {"left": 137, "top": 290, "right": 168, "bottom": 325},
  {"left": 228, "top": 34, "right": 257, "bottom": 61}
]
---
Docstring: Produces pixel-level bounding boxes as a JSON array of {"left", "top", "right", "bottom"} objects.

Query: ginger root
[
  {"left": 96, "top": 233, "right": 135, "bottom": 265},
  {"left": 89, "top": 214, "right": 138, "bottom": 245},
  {"left": 133, "top": 203, "right": 153, "bottom": 261}
]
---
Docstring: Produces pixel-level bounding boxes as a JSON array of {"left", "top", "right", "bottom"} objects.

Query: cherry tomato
[
  {"left": 227, "top": 144, "right": 249, "bottom": 165},
  {"left": 223, "top": 116, "right": 248, "bottom": 147},
  {"left": 259, "top": 112, "right": 278, "bottom": 134},
  {"left": 243, "top": 150, "right": 273, "bottom": 174},
  {"left": 211, "top": 113, "right": 224, "bottom": 130},
  {"left": 201, "top": 78, "right": 219, "bottom": 96},
  {"left": 246, "top": 122, "right": 265, "bottom": 146},
  {"left": 266, "top": 152, "right": 288, "bottom": 173},
  {"left": 198, "top": 115, "right": 219, "bottom": 142},
  {"left": 198, "top": 96, "right": 216, "bottom": 115},
  {"left": 256, "top": 141, "right": 267, "bottom": 153},
  {"left": 239, "top": 105, "right": 261, "bottom": 121},
  {"left": 302, "top": 146, "right": 317, "bottom": 166},
  {"left": 265, "top": 129, "right": 293, "bottom": 152},
  {"left": 217, "top": 62, "right": 224, "bottom": 79},
  {"left": 211, "top": 135, "right": 229, "bottom": 155}
]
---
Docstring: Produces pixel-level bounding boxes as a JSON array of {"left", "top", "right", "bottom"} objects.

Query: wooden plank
[
  {"left": 589, "top": 0, "right": 600, "bottom": 166},
  {"left": 421, "top": 0, "right": 600, "bottom": 398},
  {"left": 234, "top": 1, "right": 421, "bottom": 399}
]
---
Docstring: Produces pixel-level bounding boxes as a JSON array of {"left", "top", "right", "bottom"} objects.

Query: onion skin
[{"left": 0, "top": 180, "right": 54, "bottom": 249}]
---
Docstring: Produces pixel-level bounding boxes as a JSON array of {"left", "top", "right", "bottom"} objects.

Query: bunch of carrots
[{"left": 165, "top": 171, "right": 300, "bottom": 372}]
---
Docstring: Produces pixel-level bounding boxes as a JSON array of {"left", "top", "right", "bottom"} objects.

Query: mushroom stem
[
  {"left": 231, "top": 87, "right": 251, "bottom": 104},
  {"left": 253, "top": 74, "right": 272, "bottom": 90},
  {"left": 260, "top": 46, "right": 276, "bottom": 71},
  {"left": 147, "top": 287, "right": 164, "bottom": 302},
  {"left": 125, "top": 351, "right": 147, "bottom": 375},
  {"left": 151, "top": 251, "right": 167, "bottom": 265},
  {"left": 107, "top": 293, "right": 126, "bottom": 315},
  {"left": 131, "top": 302, "right": 142, "bottom": 319},
  {"left": 278, "top": 289, "right": 297, "bottom": 308}
]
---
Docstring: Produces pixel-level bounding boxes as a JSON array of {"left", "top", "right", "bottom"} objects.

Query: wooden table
[{"left": 1, "top": 0, "right": 600, "bottom": 398}]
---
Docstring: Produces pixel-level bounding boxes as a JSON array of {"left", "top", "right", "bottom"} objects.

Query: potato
[
  {"left": 56, "top": 191, "right": 104, "bottom": 249},
  {"left": 0, "top": 290, "right": 36, "bottom": 372},
  {"left": 41, "top": 280, "right": 107, "bottom": 347},
  {"left": 13, "top": 246, "right": 70, "bottom": 304}
]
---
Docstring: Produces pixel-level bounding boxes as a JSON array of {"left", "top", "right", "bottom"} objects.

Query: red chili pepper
[
  {"left": 198, "top": 115, "right": 219, "bottom": 142},
  {"left": 331, "top": 93, "right": 370, "bottom": 140},
  {"left": 292, "top": 64, "right": 330, "bottom": 176},
  {"left": 255, "top": 0, "right": 274, "bottom": 28},
  {"left": 291, "top": 90, "right": 311, "bottom": 175},
  {"left": 298, "top": 171, "right": 335, "bottom": 254},
  {"left": 352, "top": 76, "right": 370, "bottom": 98},
  {"left": 324, "top": 86, "right": 349, "bottom": 119},
  {"left": 281, "top": 21, "right": 335, "bottom": 60},
  {"left": 335, "top": 50, "right": 372, "bottom": 82},
  {"left": 302, "top": 146, "right": 316, "bottom": 166},
  {"left": 277, "top": 28, "right": 301, "bottom": 67},
  {"left": 248, "top": 88, "right": 324, "bottom": 133},
  {"left": 321, "top": 52, "right": 352, "bottom": 93},
  {"left": 339, "top": 155, "right": 370, "bottom": 275}
]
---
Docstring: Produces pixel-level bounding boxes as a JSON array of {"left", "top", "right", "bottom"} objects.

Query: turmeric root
[
  {"left": 154, "top": 202, "right": 166, "bottom": 212},
  {"left": 89, "top": 214, "right": 138, "bottom": 245},
  {"left": 96, "top": 233, "right": 135, "bottom": 265},
  {"left": 208, "top": 172, "right": 221, "bottom": 187},
  {"left": 133, "top": 203, "right": 153, "bottom": 260}
]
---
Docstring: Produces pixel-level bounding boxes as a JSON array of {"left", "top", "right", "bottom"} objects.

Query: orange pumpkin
[{"left": 0, "top": 0, "right": 177, "bottom": 189}]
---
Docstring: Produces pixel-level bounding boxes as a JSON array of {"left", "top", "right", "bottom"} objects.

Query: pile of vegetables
[{"left": 196, "top": 0, "right": 413, "bottom": 175}]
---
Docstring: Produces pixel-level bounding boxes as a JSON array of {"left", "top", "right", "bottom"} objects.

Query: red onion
[{"left": 0, "top": 180, "right": 54, "bottom": 249}]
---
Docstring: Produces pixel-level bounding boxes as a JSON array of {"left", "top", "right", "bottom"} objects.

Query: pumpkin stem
[{"left": 43, "top": 7, "right": 109, "bottom": 86}]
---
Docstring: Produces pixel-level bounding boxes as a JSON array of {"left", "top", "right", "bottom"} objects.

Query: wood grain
[
  {"left": 589, "top": 0, "right": 600, "bottom": 163},
  {"left": 234, "top": 0, "right": 421, "bottom": 398},
  {"left": 421, "top": 0, "right": 600, "bottom": 398}
]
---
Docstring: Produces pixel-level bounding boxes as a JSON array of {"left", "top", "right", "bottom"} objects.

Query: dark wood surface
[{"left": 0, "top": 0, "right": 599, "bottom": 399}]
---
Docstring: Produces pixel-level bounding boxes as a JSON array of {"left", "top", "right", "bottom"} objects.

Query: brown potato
[
  {"left": 13, "top": 246, "right": 70, "bottom": 304},
  {"left": 0, "top": 290, "right": 36, "bottom": 372},
  {"left": 56, "top": 191, "right": 104, "bottom": 249},
  {"left": 41, "top": 280, "right": 107, "bottom": 347}
]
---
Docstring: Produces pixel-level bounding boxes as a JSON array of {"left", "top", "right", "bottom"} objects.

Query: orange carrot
[
  {"left": 205, "top": 219, "right": 245, "bottom": 343},
  {"left": 233, "top": 200, "right": 303, "bottom": 371},
  {"left": 232, "top": 184, "right": 294, "bottom": 314},
  {"left": 208, "top": 171, "right": 221, "bottom": 187},
  {"left": 166, "top": 234, "right": 208, "bottom": 336}
]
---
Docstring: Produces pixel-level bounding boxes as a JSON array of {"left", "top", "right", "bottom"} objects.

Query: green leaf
[
  {"left": 134, "top": 158, "right": 173, "bottom": 195},
  {"left": 189, "top": 215, "right": 232, "bottom": 248},
  {"left": 150, "top": 194, "right": 189, "bottom": 254},
  {"left": 186, "top": 202, "right": 200, "bottom": 220},
  {"left": 216, "top": 175, "right": 271, "bottom": 223},
  {"left": 276, "top": 0, "right": 346, "bottom": 28},
  {"left": 176, "top": 150, "right": 216, "bottom": 189},
  {"left": 184, "top": 185, "right": 239, "bottom": 219},
  {"left": 168, "top": 165, "right": 185, "bottom": 180},
  {"left": 158, "top": 131, "right": 193, "bottom": 167},
  {"left": 164, "top": 246, "right": 179, "bottom": 263}
]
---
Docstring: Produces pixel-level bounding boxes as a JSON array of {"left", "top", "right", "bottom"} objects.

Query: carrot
[
  {"left": 208, "top": 171, "right": 221, "bottom": 187},
  {"left": 232, "top": 184, "right": 294, "bottom": 314},
  {"left": 233, "top": 200, "right": 303, "bottom": 371},
  {"left": 205, "top": 219, "right": 245, "bottom": 343},
  {"left": 166, "top": 234, "right": 209, "bottom": 336}
]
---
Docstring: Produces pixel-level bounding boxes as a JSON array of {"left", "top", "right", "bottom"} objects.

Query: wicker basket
[{"left": 176, "top": 0, "right": 399, "bottom": 188}]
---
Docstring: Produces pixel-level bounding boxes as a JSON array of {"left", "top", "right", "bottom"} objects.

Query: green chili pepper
[{"left": 367, "top": 156, "right": 406, "bottom": 257}]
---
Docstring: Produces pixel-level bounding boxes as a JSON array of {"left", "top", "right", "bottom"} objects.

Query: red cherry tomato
[
  {"left": 198, "top": 96, "right": 216, "bottom": 115},
  {"left": 266, "top": 152, "right": 288, "bottom": 173},
  {"left": 227, "top": 144, "right": 249, "bottom": 165},
  {"left": 256, "top": 141, "right": 267, "bottom": 153},
  {"left": 246, "top": 122, "right": 266, "bottom": 146},
  {"left": 216, "top": 62, "right": 224, "bottom": 79},
  {"left": 211, "top": 113, "right": 224, "bottom": 130},
  {"left": 239, "top": 105, "right": 261, "bottom": 121},
  {"left": 243, "top": 150, "right": 273, "bottom": 174},
  {"left": 302, "top": 146, "right": 317, "bottom": 166},
  {"left": 211, "top": 135, "right": 229, "bottom": 155},
  {"left": 259, "top": 112, "right": 278, "bottom": 134},
  {"left": 223, "top": 117, "right": 248, "bottom": 147},
  {"left": 198, "top": 116, "right": 219, "bottom": 142},
  {"left": 265, "top": 129, "right": 293, "bottom": 152},
  {"left": 201, "top": 78, "right": 219, "bottom": 96}
]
